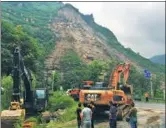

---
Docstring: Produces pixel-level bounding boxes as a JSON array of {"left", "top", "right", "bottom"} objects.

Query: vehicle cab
[{"left": 34, "top": 88, "right": 48, "bottom": 112}]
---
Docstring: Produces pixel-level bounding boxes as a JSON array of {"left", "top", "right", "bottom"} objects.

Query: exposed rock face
[{"left": 45, "top": 5, "right": 140, "bottom": 71}]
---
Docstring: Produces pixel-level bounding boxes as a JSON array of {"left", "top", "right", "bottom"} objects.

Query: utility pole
[
  {"left": 163, "top": 89, "right": 165, "bottom": 100},
  {"left": 144, "top": 69, "right": 153, "bottom": 98},
  {"left": 150, "top": 78, "right": 154, "bottom": 98}
]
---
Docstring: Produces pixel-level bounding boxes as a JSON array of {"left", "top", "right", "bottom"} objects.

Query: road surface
[
  {"left": 96, "top": 101, "right": 165, "bottom": 128},
  {"left": 54, "top": 101, "right": 165, "bottom": 128},
  {"left": 135, "top": 101, "right": 165, "bottom": 110}
]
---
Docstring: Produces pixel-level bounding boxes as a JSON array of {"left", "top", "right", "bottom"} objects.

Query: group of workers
[
  {"left": 75, "top": 92, "right": 150, "bottom": 128},
  {"left": 76, "top": 101, "right": 95, "bottom": 128},
  {"left": 76, "top": 101, "right": 137, "bottom": 128},
  {"left": 109, "top": 101, "right": 137, "bottom": 128}
]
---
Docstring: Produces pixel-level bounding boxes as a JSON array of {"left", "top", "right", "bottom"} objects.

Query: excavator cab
[
  {"left": 112, "top": 90, "right": 126, "bottom": 104},
  {"left": 82, "top": 81, "right": 94, "bottom": 89},
  {"left": 33, "top": 88, "right": 48, "bottom": 112}
]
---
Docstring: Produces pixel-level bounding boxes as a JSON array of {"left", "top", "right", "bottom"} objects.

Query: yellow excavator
[{"left": 1, "top": 47, "right": 48, "bottom": 128}]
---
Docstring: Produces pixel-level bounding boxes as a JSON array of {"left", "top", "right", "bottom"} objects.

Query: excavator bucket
[
  {"left": 121, "top": 84, "right": 132, "bottom": 96},
  {"left": 123, "top": 86, "right": 131, "bottom": 95},
  {"left": 1, "top": 109, "right": 25, "bottom": 128}
]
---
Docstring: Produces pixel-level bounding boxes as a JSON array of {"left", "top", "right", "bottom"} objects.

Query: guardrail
[
  {"left": 134, "top": 97, "right": 165, "bottom": 102},
  {"left": 149, "top": 98, "right": 165, "bottom": 102}
]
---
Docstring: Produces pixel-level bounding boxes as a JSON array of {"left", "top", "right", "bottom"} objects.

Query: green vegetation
[
  {"left": 14, "top": 116, "right": 42, "bottom": 128},
  {"left": 48, "top": 91, "right": 76, "bottom": 111},
  {"left": 2, "top": 2, "right": 64, "bottom": 56},
  {"left": 1, "top": 21, "right": 43, "bottom": 75},
  {"left": 55, "top": 50, "right": 117, "bottom": 90},
  {"left": 1, "top": 2, "right": 65, "bottom": 91},
  {"left": 1, "top": 75, "right": 13, "bottom": 109},
  {"left": 128, "top": 65, "right": 165, "bottom": 98},
  {"left": 47, "top": 91, "right": 77, "bottom": 127}
]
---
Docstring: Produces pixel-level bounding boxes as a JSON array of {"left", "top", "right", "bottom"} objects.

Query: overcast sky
[{"left": 64, "top": 2, "right": 165, "bottom": 58}]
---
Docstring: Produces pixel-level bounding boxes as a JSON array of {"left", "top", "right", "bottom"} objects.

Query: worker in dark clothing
[
  {"left": 76, "top": 103, "right": 82, "bottom": 128},
  {"left": 88, "top": 101, "right": 96, "bottom": 128},
  {"left": 128, "top": 102, "right": 137, "bottom": 128},
  {"left": 109, "top": 101, "right": 117, "bottom": 128},
  {"left": 145, "top": 92, "right": 149, "bottom": 102}
]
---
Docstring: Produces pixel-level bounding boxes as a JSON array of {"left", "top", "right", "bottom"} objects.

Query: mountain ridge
[
  {"left": 150, "top": 54, "right": 165, "bottom": 65},
  {"left": 1, "top": 2, "right": 165, "bottom": 74}
]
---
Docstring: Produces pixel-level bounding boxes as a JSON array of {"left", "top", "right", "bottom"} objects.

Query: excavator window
[
  {"left": 89, "top": 87, "right": 111, "bottom": 90},
  {"left": 35, "top": 90, "right": 46, "bottom": 99},
  {"left": 113, "top": 95, "right": 123, "bottom": 101}
]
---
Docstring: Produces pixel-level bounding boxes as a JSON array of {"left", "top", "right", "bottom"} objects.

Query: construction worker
[
  {"left": 76, "top": 103, "right": 82, "bottom": 128},
  {"left": 80, "top": 103, "right": 92, "bottom": 128},
  {"left": 144, "top": 92, "right": 149, "bottom": 102},
  {"left": 88, "top": 101, "right": 96, "bottom": 128},
  {"left": 128, "top": 102, "right": 137, "bottom": 128},
  {"left": 127, "top": 96, "right": 133, "bottom": 105},
  {"left": 109, "top": 101, "right": 117, "bottom": 128}
]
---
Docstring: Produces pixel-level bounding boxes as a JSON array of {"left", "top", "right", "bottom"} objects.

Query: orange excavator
[{"left": 79, "top": 63, "right": 133, "bottom": 120}]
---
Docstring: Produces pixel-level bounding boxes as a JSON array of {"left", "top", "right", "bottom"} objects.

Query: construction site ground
[{"left": 47, "top": 101, "right": 165, "bottom": 128}]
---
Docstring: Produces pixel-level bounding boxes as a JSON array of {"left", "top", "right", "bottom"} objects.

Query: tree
[
  {"left": 1, "top": 75, "right": 13, "bottom": 109},
  {"left": 1, "top": 21, "right": 44, "bottom": 75}
]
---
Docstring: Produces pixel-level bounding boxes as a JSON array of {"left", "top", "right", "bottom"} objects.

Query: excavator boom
[
  {"left": 123, "top": 63, "right": 130, "bottom": 84},
  {"left": 109, "top": 63, "right": 130, "bottom": 88}
]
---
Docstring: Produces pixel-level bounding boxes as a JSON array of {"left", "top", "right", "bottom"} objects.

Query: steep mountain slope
[
  {"left": 1, "top": 2, "right": 165, "bottom": 74},
  {"left": 45, "top": 4, "right": 164, "bottom": 73},
  {"left": 150, "top": 54, "right": 165, "bottom": 65}
]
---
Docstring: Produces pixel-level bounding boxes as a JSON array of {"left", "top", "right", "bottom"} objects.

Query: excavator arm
[
  {"left": 19, "top": 48, "right": 34, "bottom": 110},
  {"left": 108, "top": 63, "right": 126, "bottom": 89},
  {"left": 108, "top": 63, "right": 133, "bottom": 120},
  {"left": 11, "top": 47, "right": 21, "bottom": 103},
  {"left": 108, "top": 63, "right": 132, "bottom": 98},
  {"left": 10, "top": 47, "right": 33, "bottom": 108},
  {"left": 123, "top": 63, "right": 130, "bottom": 85}
]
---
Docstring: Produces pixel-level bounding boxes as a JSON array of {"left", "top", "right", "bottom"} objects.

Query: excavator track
[{"left": 116, "top": 104, "right": 132, "bottom": 120}]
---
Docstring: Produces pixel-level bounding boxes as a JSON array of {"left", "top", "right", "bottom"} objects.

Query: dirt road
[
  {"left": 95, "top": 101, "right": 165, "bottom": 128},
  {"left": 54, "top": 101, "right": 165, "bottom": 128}
]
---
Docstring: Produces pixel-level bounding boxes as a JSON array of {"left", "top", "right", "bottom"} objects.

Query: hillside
[
  {"left": 150, "top": 54, "right": 165, "bottom": 65},
  {"left": 46, "top": 4, "right": 165, "bottom": 74},
  {"left": 1, "top": 2, "right": 165, "bottom": 75}
]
